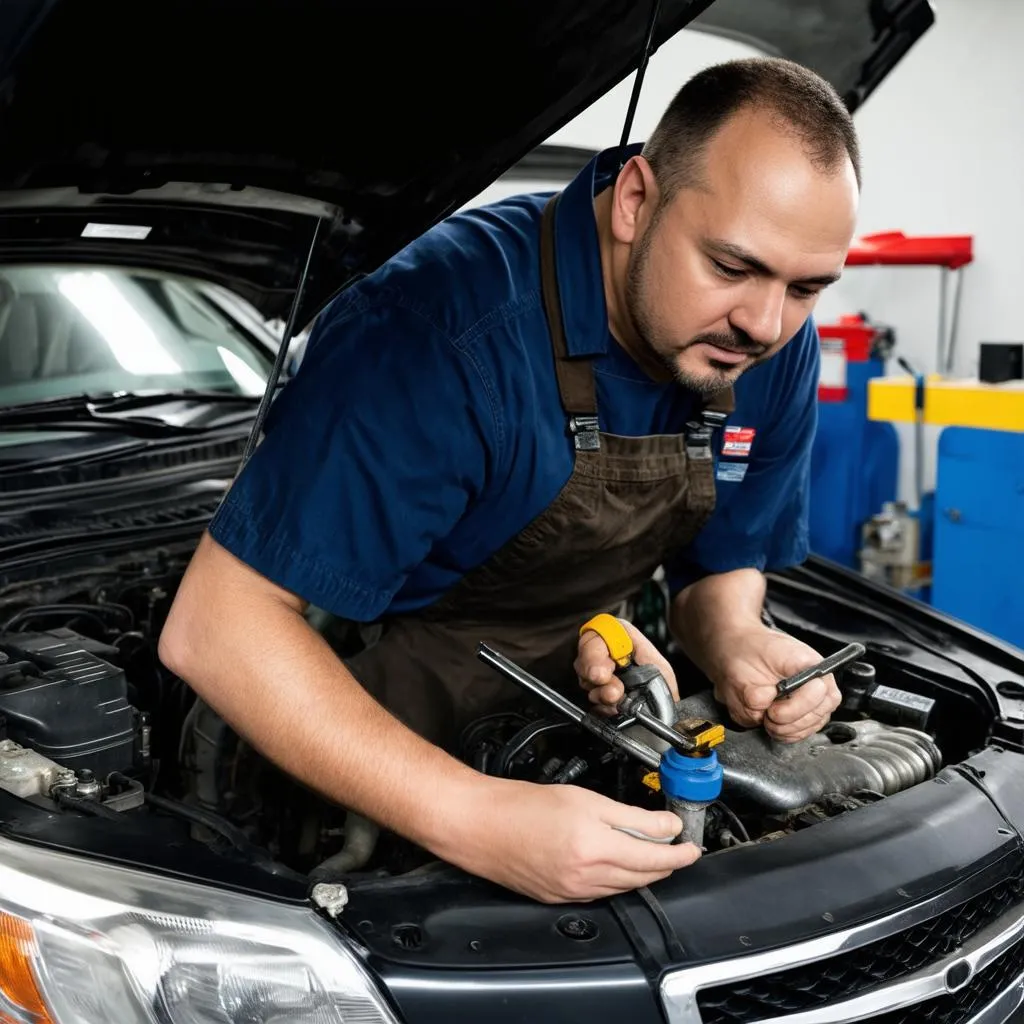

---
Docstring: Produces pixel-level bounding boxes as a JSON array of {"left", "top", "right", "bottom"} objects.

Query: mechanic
[{"left": 160, "top": 56, "right": 860, "bottom": 904}]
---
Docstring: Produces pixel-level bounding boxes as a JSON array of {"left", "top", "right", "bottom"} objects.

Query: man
[{"left": 160, "top": 56, "right": 860, "bottom": 904}]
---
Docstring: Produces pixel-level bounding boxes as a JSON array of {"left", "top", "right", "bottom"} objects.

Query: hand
[
  {"left": 712, "top": 627, "right": 841, "bottom": 742},
  {"left": 575, "top": 617, "right": 680, "bottom": 715},
  {"left": 462, "top": 778, "right": 701, "bottom": 903}
]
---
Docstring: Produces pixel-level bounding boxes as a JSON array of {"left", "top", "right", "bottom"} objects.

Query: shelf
[
  {"left": 846, "top": 232, "right": 973, "bottom": 270},
  {"left": 867, "top": 375, "right": 1024, "bottom": 432}
]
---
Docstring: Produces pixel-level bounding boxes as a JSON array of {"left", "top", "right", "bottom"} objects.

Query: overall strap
[{"left": 540, "top": 194, "right": 600, "bottom": 451}]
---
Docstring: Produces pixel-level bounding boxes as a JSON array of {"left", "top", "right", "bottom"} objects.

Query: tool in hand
[
  {"left": 477, "top": 614, "right": 725, "bottom": 849},
  {"left": 578, "top": 613, "right": 676, "bottom": 726},
  {"left": 775, "top": 641, "right": 866, "bottom": 698}
]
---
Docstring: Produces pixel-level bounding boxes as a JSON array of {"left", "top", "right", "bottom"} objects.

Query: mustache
[{"left": 689, "top": 330, "right": 768, "bottom": 358}]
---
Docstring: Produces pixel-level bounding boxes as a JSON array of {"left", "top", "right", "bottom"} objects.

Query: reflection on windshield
[
  {"left": 0, "top": 264, "right": 272, "bottom": 408},
  {"left": 57, "top": 271, "right": 182, "bottom": 376},
  {"left": 217, "top": 346, "right": 265, "bottom": 396}
]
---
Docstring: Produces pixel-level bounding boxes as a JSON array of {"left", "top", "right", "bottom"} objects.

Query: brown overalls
[{"left": 344, "top": 195, "right": 733, "bottom": 752}]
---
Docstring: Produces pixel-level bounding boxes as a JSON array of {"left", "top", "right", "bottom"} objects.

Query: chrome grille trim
[
  {"left": 964, "top": 968, "right": 1024, "bottom": 1024},
  {"left": 660, "top": 895, "right": 1024, "bottom": 1024}
]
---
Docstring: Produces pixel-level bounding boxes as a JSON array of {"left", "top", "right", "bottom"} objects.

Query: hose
[
  {"left": 493, "top": 719, "right": 574, "bottom": 778},
  {"left": 52, "top": 789, "right": 123, "bottom": 821},
  {"left": 108, "top": 772, "right": 304, "bottom": 881},
  {"left": 310, "top": 812, "right": 381, "bottom": 880}
]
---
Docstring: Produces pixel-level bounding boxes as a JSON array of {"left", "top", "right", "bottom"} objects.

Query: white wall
[
  {"left": 472, "top": 1, "right": 1020, "bottom": 502},
  {"left": 469, "top": 30, "right": 759, "bottom": 208},
  {"left": 815, "top": 0, "right": 1024, "bottom": 501}
]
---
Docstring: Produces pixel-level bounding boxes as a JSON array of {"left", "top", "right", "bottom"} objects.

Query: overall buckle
[
  {"left": 685, "top": 409, "right": 728, "bottom": 461},
  {"left": 684, "top": 420, "right": 713, "bottom": 460},
  {"left": 569, "top": 415, "right": 601, "bottom": 452}
]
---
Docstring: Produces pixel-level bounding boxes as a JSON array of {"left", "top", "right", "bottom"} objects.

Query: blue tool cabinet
[{"left": 931, "top": 426, "right": 1024, "bottom": 649}]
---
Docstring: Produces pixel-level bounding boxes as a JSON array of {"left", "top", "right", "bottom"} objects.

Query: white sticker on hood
[{"left": 81, "top": 222, "right": 152, "bottom": 240}]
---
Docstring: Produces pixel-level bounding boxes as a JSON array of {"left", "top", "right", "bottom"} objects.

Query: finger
[
  {"left": 603, "top": 832, "right": 703, "bottom": 874},
  {"left": 586, "top": 681, "right": 625, "bottom": 708},
  {"left": 601, "top": 803, "right": 683, "bottom": 841},
  {"left": 724, "top": 697, "right": 764, "bottom": 728},
  {"left": 767, "top": 700, "right": 840, "bottom": 741},
  {"left": 767, "top": 677, "right": 829, "bottom": 725},
  {"left": 825, "top": 674, "right": 843, "bottom": 709},
  {"left": 742, "top": 683, "right": 779, "bottom": 714},
  {"left": 576, "top": 630, "right": 618, "bottom": 686},
  {"left": 766, "top": 703, "right": 832, "bottom": 740},
  {"left": 656, "top": 667, "right": 680, "bottom": 703},
  {"left": 716, "top": 684, "right": 766, "bottom": 727}
]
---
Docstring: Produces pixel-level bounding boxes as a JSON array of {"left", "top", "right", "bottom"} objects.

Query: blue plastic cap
[{"left": 659, "top": 747, "right": 723, "bottom": 803}]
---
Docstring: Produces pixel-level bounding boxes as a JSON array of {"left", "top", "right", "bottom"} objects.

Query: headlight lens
[{"left": 0, "top": 836, "right": 399, "bottom": 1023}]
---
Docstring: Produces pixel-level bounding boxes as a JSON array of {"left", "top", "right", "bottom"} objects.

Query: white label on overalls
[{"left": 716, "top": 462, "right": 748, "bottom": 483}]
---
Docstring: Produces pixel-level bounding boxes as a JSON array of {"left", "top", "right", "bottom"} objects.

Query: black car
[{"left": 2, "top": 3, "right": 1023, "bottom": 1023}]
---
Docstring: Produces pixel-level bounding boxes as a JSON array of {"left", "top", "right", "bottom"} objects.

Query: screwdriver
[{"left": 775, "top": 642, "right": 866, "bottom": 698}]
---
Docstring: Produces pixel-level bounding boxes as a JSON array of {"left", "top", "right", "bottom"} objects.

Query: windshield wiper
[
  {"left": 0, "top": 391, "right": 261, "bottom": 437},
  {"left": 0, "top": 438, "right": 152, "bottom": 477},
  {"left": 91, "top": 389, "right": 261, "bottom": 410}
]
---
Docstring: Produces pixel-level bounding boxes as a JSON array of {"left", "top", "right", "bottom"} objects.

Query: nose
[{"left": 729, "top": 281, "right": 786, "bottom": 348}]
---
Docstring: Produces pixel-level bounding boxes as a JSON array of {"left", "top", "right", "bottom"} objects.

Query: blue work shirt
[{"left": 209, "top": 146, "right": 820, "bottom": 622}]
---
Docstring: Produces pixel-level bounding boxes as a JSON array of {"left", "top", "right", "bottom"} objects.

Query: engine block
[{"left": 628, "top": 691, "right": 942, "bottom": 813}]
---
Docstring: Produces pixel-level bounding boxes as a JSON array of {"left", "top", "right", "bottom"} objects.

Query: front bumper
[{"left": 345, "top": 747, "right": 1024, "bottom": 1024}]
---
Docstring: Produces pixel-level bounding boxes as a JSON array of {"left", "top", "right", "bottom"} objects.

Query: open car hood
[{"left": 0, "top": 0, "right": 933, "bottom": 326}]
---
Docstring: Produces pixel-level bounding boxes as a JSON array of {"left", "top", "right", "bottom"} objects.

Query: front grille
[
  {"left": 873, "top": 934, "right": 1024, "bottom": 1024},
  {"left": 697, "top": 864, "right": 1024, "bottom": 1024}
]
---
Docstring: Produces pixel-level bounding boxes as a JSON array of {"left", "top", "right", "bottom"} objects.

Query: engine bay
[{"left": 0, "top": 552, "right": 1006, "bottom": 885}]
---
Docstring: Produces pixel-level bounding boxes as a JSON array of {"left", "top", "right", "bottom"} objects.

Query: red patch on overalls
[{"left": 722, "top": 425, "right": 756, "bottom": 456}]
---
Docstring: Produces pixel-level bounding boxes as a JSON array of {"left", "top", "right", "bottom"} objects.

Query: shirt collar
[{"left": 552, "top": 143, "right": 643, "bottom": 358}]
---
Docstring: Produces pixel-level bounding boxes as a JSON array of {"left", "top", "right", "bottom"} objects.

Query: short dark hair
[{"left": 642, "top": 57, "right": 861, "bottom": 201}]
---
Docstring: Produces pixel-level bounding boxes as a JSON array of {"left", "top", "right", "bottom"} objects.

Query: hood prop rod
[
  {"left": 617, "top": 0, "right": 664, "bottom": 164},
  {"left": 241, "top": 217, "right": 323, "bottom": 465}
]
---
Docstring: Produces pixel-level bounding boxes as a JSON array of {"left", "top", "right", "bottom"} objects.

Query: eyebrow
[{"left": 706, "top": 239, "right": 843, "bottom": 287}]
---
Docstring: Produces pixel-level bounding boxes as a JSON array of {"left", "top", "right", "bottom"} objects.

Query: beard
[{"left": 624, "top": 224, "right": 769, "bottom": 397}]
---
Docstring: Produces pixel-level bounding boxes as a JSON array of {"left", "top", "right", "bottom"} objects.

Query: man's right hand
[{"left": 452, "top": 778, "right": 701, "bottom": 903}]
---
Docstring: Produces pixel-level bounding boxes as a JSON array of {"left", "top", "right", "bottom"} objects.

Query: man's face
[{"left": 622, "top": 108, "right": 859, "bottom": 394}]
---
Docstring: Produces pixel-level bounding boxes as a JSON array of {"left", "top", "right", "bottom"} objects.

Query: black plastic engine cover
[{"left": 0, "top": 628, "right": 137, "bottom": 776}]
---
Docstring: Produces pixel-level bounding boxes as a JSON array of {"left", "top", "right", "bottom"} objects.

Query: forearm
[
  {"left": 669, "top": 568, "right": 767, "bottom": 683},
  {"left": 159, "top": 534, "right": 490, "bottom": 866}
]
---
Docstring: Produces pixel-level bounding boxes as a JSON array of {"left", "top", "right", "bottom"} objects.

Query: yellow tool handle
[{"left": 579, "top": 613, "right": 634, "bottom": 668}]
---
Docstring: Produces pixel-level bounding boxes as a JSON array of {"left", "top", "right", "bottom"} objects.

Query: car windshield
[{"left": 0, "top": 264, "right": 273, "bottom": 409}]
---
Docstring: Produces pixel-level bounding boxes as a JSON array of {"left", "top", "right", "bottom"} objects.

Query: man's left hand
[{"left": 712, "top": 627, "right": 842, "bottom": 742}]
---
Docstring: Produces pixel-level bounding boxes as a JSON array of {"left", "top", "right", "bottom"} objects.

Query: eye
[
  {"left": 789, "top": 284, "right": 819, "bottom": 301},
  {"left": 711, "top": 259, "right": 745, "bottom": 280}
]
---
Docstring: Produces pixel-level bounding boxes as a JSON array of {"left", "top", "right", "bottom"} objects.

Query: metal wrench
[{"left": 775, "top": 641, "right": 866, "bottom": 698}]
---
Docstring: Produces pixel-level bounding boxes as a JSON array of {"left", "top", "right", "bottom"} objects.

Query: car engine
[
  {"left": 0, "top": 585, "right": 967, "bottom": 878},
  {"left": 451, "top": 664, "right": 945, "bottom": 856}
]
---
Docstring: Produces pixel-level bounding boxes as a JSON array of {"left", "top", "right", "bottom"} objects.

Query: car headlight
[{"left": 0, "top": 834, "right": 399, "bottom": 1023}]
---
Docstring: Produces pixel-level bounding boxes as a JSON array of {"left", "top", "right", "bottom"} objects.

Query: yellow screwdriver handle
[{"left": 579, "top": 613, "right": 634, "bottom": 669}]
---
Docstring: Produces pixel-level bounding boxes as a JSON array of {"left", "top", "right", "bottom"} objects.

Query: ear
[{"left": 609, "top": 155, "right": 661, "bottom": 245}]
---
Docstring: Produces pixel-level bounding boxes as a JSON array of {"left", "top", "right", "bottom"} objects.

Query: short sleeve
[
  {"left": 207, "top": 294, "right": 499, "bottom": 620},
  {"left": 664, "top": 318, "right": 820, "bottom": 596}
]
